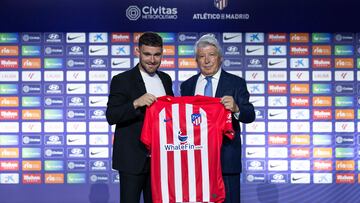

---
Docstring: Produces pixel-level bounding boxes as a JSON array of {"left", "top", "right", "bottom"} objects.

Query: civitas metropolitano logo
[{"left": 126, "top": 5, "right": 177, "bottom": 21}]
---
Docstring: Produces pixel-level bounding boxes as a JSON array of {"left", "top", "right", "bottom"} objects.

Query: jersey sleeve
[
  {"left": 140, "top": 106, "right": 152, "bottom": 149},
  {"left": 222, "top": 109, "right": 235, "bottom": 139}
]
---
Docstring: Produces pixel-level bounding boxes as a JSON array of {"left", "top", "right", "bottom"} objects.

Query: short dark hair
[{"left": 138, "top": 32, "right": 163, "bottom": 48}]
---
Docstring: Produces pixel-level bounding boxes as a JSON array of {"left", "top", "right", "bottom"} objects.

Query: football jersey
[{"left": 141, "top": 95, "right": 234, "bottom": 203}]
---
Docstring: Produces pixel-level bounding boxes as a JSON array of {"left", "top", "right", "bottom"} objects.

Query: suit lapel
[
  {"left": 133, "top": 65, "right": 147, "bottom": 96},
  {"left": 215, "top": 70, "right": 227, "bottom": 97}
]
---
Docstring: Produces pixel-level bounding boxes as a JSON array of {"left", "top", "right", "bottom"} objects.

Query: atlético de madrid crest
[
  {"left": 191, "top": 113, "right": 202, "bottom": 126},
  {"left": 214, "top": 0, "right": 228, "bottom": 10}
]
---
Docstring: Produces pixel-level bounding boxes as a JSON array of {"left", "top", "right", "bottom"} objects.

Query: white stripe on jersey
[
  {"left": 159, "top": 109, "right": 169, "bottom": 203},
  {"left": 186, "top": 104, "right": 196, "bottom": 202},
  {"left": 172, "top": 104, "right": 183, "bottom": 202},
  {"left": 200, "top": 108, "right": 210, "bottom": 201}
]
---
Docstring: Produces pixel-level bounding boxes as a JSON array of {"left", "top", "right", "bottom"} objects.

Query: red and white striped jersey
[{"left": 141, "top": 95, "right": 234, "bottom": 203}]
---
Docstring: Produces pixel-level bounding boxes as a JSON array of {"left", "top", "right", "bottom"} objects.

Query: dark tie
[{"left": 204, "top": 76, "right": 213, "bottom": 97}]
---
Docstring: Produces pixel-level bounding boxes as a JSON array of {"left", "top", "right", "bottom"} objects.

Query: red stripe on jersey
[
  {"left": 165, "top": 106, "right": 175, "bottom": 202},
  {"left": 193, "top": 106, "right": 204, "bottom": 202},
  {"left": 179, "top": 103, "right": 189, "bottom": 202}
]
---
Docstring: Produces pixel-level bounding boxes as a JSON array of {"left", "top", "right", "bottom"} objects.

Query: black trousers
[
  {"left": 223, "top": 174, "right": 240, "bottom": 203},
  {"left": 119, "top": 159, "right": 152, "bottom": 203}
]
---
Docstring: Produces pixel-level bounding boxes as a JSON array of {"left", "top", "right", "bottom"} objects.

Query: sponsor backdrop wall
[{"left": 1, "top": 0, "right": 359, "bottom": 203}]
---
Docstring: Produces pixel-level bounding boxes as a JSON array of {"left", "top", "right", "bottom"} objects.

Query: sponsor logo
[
  {"left": 111, "top": 45, "right": 130, "bottom": 56},
  {"left": 89, "top": 45, "right": 108, "bottom": 56},
  {"left": 67, "top": 161, "right": 86, "bottom": 171},
  {"left": 44, "top": 84, "right": 63, "bottom": 94},
  {"left": 0, "top": 58, "right": 18, "bottom": 68},
  {"left": 290, "top": 33, "right": 309, "bottom": 43},
  {"left": 290, "top": 46, "right": 309, "bottom": 55},
  {"left": 245, "top": 71, "right": 265, "bottom": 81},
  {"left": 290, "top": 148, "right": 310, "bottom": 158},
  {"left": 268, "top": 58, "right": 287, "bottom": 68},
  {"left": 312, "top": 45, "right": 331, "bottom": 55},
  {"left": 267, "top": 71, "right": 287, "bottom": 81},
  {"left": 21, "top": 46, "right": 41, "bottom": 56},
  {"left": 335, "top": 58, "right": 353, "bottom": 68},
  {"left": 0, "top": 33, "right": 19, "bottom": 43},
  {"left": 246, "top": 134, "right": 265, "bottom": 145},
  {"left": 245, "top": 45, "right": 264, "bottom": 56},
  {"left": 290, "top": 84, "right": 309, "bottom": 94},
  {"left": 223, "top": 33, "right": 242, "bottom": 43},
  {"left": 313, "top": 160, "right": 332, "bottom": 171},
  {"left": 22, "top": 58, "right": 41, "bottom": 69},
  {"left": 313, "top": 134, "right": 332, "bottom": 145},
  {"left": 89, "top": 33, "right": 108, "bottom": 43},
  {"left": 111, "top": 33, "right": 130, "bottom": 43},
  {"left": 291, "top": 135, "right": 310, "bottom": 145},
  {"left": 290, "top": 71, "right": 309, "bottom": 81},
  {"left": 290, "top": 173, "right": 310, "bottom": 184},
  {"left": 67, "top": 96, "right": 86, "bottom": 107},
  {"left": 312, "top": 33, "right": 331, "bottom": 43},
  {"left": 0, "top": 173, "right": 19, "bottom": 184},
  {"left": 67, "top": 173, "right": 86, "bottom": 184},
  {"left": 178, "top": 58, "right": 197, "bottom": 68},
  {"left": 162, "top": 45, "right": 176, "bottom": 56},
  {"left": 290, "top": 58, "right": 309, "bottom": 68},
  {"left": 22, "top": 161, "right": 42, "bottom": 171},
  {"left": 312, "top": 58, "right": 331, "bottom": 68},
  {"left": 22, "top": 96, "right": 40, "bottom": 107},
  {"left": 246, "top": 160, "right": 265, "bottom": 171},
  {"left": 90, "top": 58, "right": 108, "bottom": 68},
  {"left": 269, "top": 173, "right": 288, "bottom": 183},
  {"left": 22, "top": 174, "right": 41, "bottom": 184},
  {"left": 291, "top": 160, "right": 310, "bottom": 171},
  {"left": 44, "top": 148, "right": 64, "bottom": 158},
  {"left": 336, "top": 135, "right": 354, "bottom": 145},
  {"left": 246, "top": 174, "right": 266, "bottom": 183},
  {"left": 267, "top": 33, "right": 287, "bottom": 43},
  {"left": 66, "top": 58, "right": 86, "bottom": 69},
  {"left": 268, "top": 84, "right": 287, "bottom": 94},
  {"left": 268, "top": 45, "right": 286, "bottom": 56},
  {"left": 67, "top": 109, "right": 86, "bottom": 120},
  {"left": 66, "top": 45, "right": 85, "bottom": 56},
  {"left": 45, "top": 173, "right": 64, "bottom": 184},
  {"left": 245, "top": 33, "right": 264, "bottom": 43},
  {"left": 223, "top": 58, "right": 242, "bottom": 68},
  {"left": 178, "top": 33, "right": 198, "bottom": 42},
  {"left": 44, "top": 46, "right": 63, "bottom": 56},
  {"left": 22, "top": 148, "right": 41, "bottom": 158},
  {"left": 22, "top": 135, "right": 41, "bottom": 145},
  {"left": 268, "top": 134, "right": 288, "bottom": 145},
  {"left": 0, "top": 46, "right": 19, "bottom": 56},
  {"left": 268, "top": 147, "right": 288, "bottom": 158},
  {"left": 67, "top": 147, "right": 86, "bottom": 158},
  {"left": 44, "top": 135, "right": 63, "bottom": 145},
  {"left": 334, "top": 33, "right": 354, "bottom": 42},
  {"left": 247, "top": 84, "right": 264, "bottom": 94},
  {"left": 335, "top": 96, "right": 353, "bottom": 107},
  {"left": 246, "top": 58, "right": 264, "bottom": 68},
  {"left": 313, "top": 148, "right": 332, "bottom": 158},
  {"left": 21, "top": 33, "right": 41, "bottom": 43},
  {"left": 66, "top": 33, "right": 86, "bottom": 43},
  {"left": 335, "top": 109, "right": 354, "bottom": 120},
  {"left": 0, "top": 97, "right": 19, "bottom": 107},
  {"left": 313, "top": 96, "right": 332, "bottom": 107},
  {"left": 290, "top": 96, "right": 309, "bottom": 107},
  {"left": 22, "top": 109, "right": 41, "bottom": 120},
  {"left": 44, "top": 160, "right": 64, "bottom": 171},
  {"left": 0, "top": 160, "right": 19, "bottom": 170},
  {"left": 313, "top": 109, "right": 332, "bottom": 120},
  {"left": 336, "top": 174, "right": 354, "bottom": 184},
  {"left": 90, "top": 160, "right": 109, "bottom": 171},
  {"left": 335, "top": 84, "right": 354, "bottom": 94},
  {"left": 0, "top": 110, "right": 19, "bottom": 120},
  {"left": 335, "top": 148, "right": 354, "bottom": 158},
  {"left": 223, "top": 45, "right": 241, "bottom": 56},
  {"left": 335, "top": 45, "right": 354, "bottom": 56},
  {"left": 312, "top": 83, "right": 331, "bottom": 94},
  {"left": 45, "top": 33, "right": 63, "bottom": 43},
  {"left": 290, "top": 109, "right": 309, "bottom": 120},
  {"left": 0, "top": 84, "right": 18, "bottom": 95},
  {"left": 160, "top": 58, "right": 175, "bottom": 68}
]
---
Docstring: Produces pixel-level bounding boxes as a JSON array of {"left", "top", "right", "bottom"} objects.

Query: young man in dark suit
[
  {"left": 180, "top": 34, "right": 255, "bottom": 203},
  {"left": 106, "top": 32, "right": 174, "bottom": 203}
]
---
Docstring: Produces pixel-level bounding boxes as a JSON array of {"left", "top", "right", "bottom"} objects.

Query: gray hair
[{"left": 195, "top": 34, "right": 223, "bottom": 57}]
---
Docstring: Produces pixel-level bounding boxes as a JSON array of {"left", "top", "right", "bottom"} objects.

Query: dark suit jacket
[
  {"left": 106, "top": 65, "right": 174, "bottom": 174},
  {"left": 180, "top": 69, "right": 255, "bottom": 173}
]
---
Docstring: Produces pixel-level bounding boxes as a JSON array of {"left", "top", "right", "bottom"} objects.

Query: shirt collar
[{"left": 199, "top": 68, "right": 221, "bottom": 81}]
